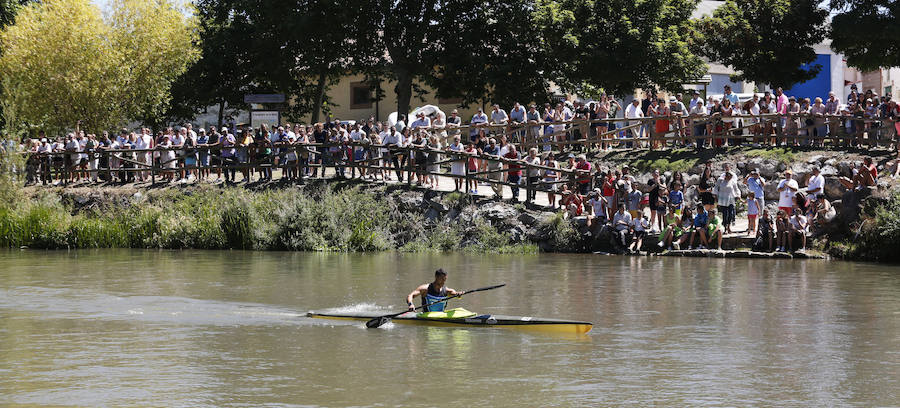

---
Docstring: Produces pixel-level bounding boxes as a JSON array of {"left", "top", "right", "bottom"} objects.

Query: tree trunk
[
  {"left": 310, "top": 72, "right": 327, "bottom": 124},
  {"left": 217, "top": 100, "right": 225, "bottom": 128},
  {"left": 395, "top": 68, "right": 412, "bottom": 122}
]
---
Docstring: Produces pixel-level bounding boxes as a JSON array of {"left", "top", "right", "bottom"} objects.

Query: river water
[{"left": 1, "top": 250, "right": 898, "bottom": 407}]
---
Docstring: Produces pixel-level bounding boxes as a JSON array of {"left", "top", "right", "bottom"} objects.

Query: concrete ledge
[{"left": 660, "top": 249, "right": 826, "bottom": 259}]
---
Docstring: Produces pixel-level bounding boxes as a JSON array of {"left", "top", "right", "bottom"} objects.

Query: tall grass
[
  {"left": 0, "top": 184, "right": 538, "bottom": 253},
  {"left": 834, "top": 192, "right": 900, "bottom": 263}
]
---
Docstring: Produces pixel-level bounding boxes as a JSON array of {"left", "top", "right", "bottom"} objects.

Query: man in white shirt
[
  {"left": 612, "top": 203, "right": 633, "bottom": 251},
  {"left": 805, "top": 166, "right": 825, "bottom": 202},
  {"left": 777, "top": 170, "right": 798, "bottom": 213},
  {"left": 624, "top": 99, "right": 644, "bottom": 144},
  {"left": 349, "top": 123, "right": 367, "bottom": 179},
  {"left": 470, "top": 108, "right": 488, "bottom": 139},
  {"left": 409, "top": 112, "right": 431, "bottom": 130},
  {"left": 490, "top": 104, "right": 509, "bottom": 125},
  {"left": 689, "top": 91, "right": 702, "bottom": 111}
]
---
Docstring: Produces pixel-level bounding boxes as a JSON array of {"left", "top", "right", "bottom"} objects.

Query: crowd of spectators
[{"left": 12, "top": 85, "right": 896, "bottom": 254}]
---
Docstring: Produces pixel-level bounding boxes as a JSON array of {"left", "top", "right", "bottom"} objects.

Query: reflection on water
[{"left": 0, "top": 250, "right": 898, "bottom": 407}]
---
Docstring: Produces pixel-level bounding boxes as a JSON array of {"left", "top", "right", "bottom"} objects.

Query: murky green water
[{"left": 1, "top": 250, "right": 898, "bottom": 407}]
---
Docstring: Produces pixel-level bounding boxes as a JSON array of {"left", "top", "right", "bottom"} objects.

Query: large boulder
[
  {"left": 476, "top": 202, "right": 519, "bottom": 222},
  {"left": 395, "top": 191, "right": 424, "bottom": 211}
]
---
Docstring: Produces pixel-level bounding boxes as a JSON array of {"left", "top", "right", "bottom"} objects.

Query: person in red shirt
[
  {"left": 601, "top": 171, "right": 617, "bottom": 220},
  {"left": 560, "top": 184, "right": 583, "bottom": 218},
  {"left": 504, "top": 143, "right": 522, "bottom": 202},
  {"left": 575, "top": 154, "right": 592, "bottom": 196}
]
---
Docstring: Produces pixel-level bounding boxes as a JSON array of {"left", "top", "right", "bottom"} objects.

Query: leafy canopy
[
  {"left": 0, "top": 0, "right": 198, "bottom": 134},
  {"left": 695, "top": 0, "right": 829, "bottom": 89},
  {"left": 829, "top": 0, "right": 900, "bottom": 71}
]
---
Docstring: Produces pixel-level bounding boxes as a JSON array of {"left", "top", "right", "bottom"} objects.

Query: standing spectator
[
  {"left": 777, "top": 170, "right": 798, "bottom": 215},
  {"left": 490, "top": 104, "right": 509, "bottom": 127},
  {"left": 714, "top": 171, "right": 739, "bottom": 234},
  {"left": 447, "top": 135, "right": 465, "bottom": 191},
  {"left": 574, "top": 154, "right": 592, "bottom": 195},
  {"left": 626, "top": 184, "right": 642, "bottom": 220},
  {"left": 805, "top": 166, "right": 825, "bottom": 202},
  {"left": 483, "top": 138, "right": 503, "bottom": 198},
  {"left": 690, "top": 99, "right": 707, "bottom": 149},
  {"left": 220, "top": 127, "right": 237, "bottom": 183},
  {"left": 647, "top": 169, "right": 665, "bottom": 231},
  {"left": 350, "top": 123, "right": 368, "bottom": 179},
  {"left": 509, "top": 102, "right": 526, "bottom": 141},
  {"left": 624, "top": 99, "right": 644, "bottom": 148},
  {"left": 543, "top": 152, "right": 559, "bottom": 209},
  {"left": 426, "top": 134, "right": 441, "bottom": 187},
  {"left": 196, "top": 129, "right": 209, "bottom": 181},
  {"left": 446, "top": 109, "right": 462, "bottom": 138},
  {"left": 465, "top": 142, "right": 478, "bottom": 193},
  {"left": 698, "top": 165, "right": 715, "bottom": 211},
  {"left": 470, "top": 108, "right": 489, "bottom": 140},
  {"left": 526, "top": 104, "right": 543, "bottom": 146},
  {"left": 525, "top": 147, "right": 542, "bottom": 203},
  {"left": 504, "top": 143, "right": 522, "bottom": 202}
]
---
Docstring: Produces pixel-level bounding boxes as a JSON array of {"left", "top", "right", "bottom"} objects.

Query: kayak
[{"left": 307, "top": 307, "right": 593, "bottom": 334}]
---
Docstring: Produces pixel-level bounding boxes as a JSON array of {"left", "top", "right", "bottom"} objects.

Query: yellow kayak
[{"left": 307, "top": 307, "right": 593, "bottom": 335}]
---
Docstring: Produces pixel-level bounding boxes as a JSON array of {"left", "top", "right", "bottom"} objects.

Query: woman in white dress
[{"left": 448, "top": 135, "right": 465, "bottom": 192}]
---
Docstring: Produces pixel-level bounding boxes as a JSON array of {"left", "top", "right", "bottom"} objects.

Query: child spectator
[
  {"left": 668, "top": 181, "right": 684, "bottom": 216},
  {"left": 658, "top": 206, "right": 684, "bottom": 250},
  {"left": 688, "top": 204, "right": 709, "bottom": 250},
  {"left": 747, "top": 191, "right": 760, "bottom": 236},
  {"left": 630, "top": 213, "right": 650, "bottom": 253},
  {"left": 586, "top": 190, "right": 607, "bottom": 227},
  {"left": 775, "top": 210, "right": 790, "bottom": 252},
  {"left": 789, "top": 209, "right": 808, "bottom": 251},
  {"left": 705, "top": 208, "right": 723, "bottom": 250}
]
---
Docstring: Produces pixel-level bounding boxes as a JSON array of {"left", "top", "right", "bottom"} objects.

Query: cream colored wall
[{"left": 316, "top": 74, "right": 482, "bottom": 124}]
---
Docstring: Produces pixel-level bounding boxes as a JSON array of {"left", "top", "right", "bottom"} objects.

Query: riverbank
[{"left": 4, "top": 145, "right": 900, "bottom": 261}]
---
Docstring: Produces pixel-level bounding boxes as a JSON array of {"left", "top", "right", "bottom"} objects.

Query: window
[{"left": 350, "top": 82, "right": 372, "bottom": 109}]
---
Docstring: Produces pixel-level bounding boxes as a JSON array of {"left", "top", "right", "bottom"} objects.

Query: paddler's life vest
[{"left": 423, "top": 283, "right": 448, "bottom": 312}]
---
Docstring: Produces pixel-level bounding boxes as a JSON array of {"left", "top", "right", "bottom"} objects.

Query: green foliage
[
  {"left": 830, "top": 0, "right": 900, "bottom": 70},
  {"left": 843, "top": 192, "right": 900, "bottom": 263},
  {"left": 0, "top": 0, "right": 198, "bottom": 133},
  {"left": 744, "top": 147, "right": 797, "bottom": 164},
  {"left": 631, "top": 158, "right": 698, "bottom": 174},
  {"left": 536, "top": 0, "right": 707, "bottom": 95},
  {"left": 541, "top": 212, "right": 579, "bottom": 251},
  {"left": 695, "top": 0, "right": 828, "bottom": 88}
]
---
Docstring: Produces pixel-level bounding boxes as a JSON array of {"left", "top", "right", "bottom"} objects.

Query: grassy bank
[
  {"left": 0, "top": 181, "right": 540, "bottom": 253},
  {"left": 828, "top": 192, "right": 900, "bottom": 263}
]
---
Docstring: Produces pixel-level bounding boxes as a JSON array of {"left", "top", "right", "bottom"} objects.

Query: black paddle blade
[{"left": 366, "top": 316, "right": 390, "bottom": 329}]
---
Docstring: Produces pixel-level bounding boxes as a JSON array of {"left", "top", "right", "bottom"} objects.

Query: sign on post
[
  {"left": 244, "top": 94, "right": 286, "bottom": 104},
  {"left": 250, "top": 111, "right": 280, "bottom": 129}
]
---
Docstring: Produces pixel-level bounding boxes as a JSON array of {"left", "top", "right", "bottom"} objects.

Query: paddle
[{"left": 365, "top": 283, "right": 506, "bottom": 329}]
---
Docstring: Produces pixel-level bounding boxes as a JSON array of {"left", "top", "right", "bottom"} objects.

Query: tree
[
  {"left": 108, "top": 0, "right": 200, "bottom": 128},
  {"left": 428, "top": 1, "right": 553, "bottom": 107},
  {"left": 165, "top": 0, "right": 255, "bottom": 127},
  {"left": 830, "top": 0, "right": 900, "bottom": 71},
  {"left": 0, "top": 0, "right": 32, "bottom": 31},
  {"left": 0, "top": 0, "right": 198, "bottom": 133},
  {"left": 696, "top": 0, "right": 829, "bottom": 89},
  {"left": 535, "top": 0, "right": 707, "bottom": 96}
]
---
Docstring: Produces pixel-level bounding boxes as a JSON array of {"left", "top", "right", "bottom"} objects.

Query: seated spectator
[
  {"left": 560, "top": 184, "right": 583, "bottom": 219},
  {"left": 811, "top": 198, "right": 836, "bottom": 231},
  {"left": 775, "top": 209, "right": 790, "bottom": 252},
  {"left": 611, "top": 203, "right": 633, "bottom": 252},
  {"left": 705, "top": 208, "right": 723, "bottom": 250},
  {"left": 839, "top": 157, "right": 878, "bottom": 189},
  {"left": 586, "top": 190, "right": 607, "bottom": 227},
  {"left": 630, "top": 213, "right": 650, "bottom": 253},
  {"left": 688, "top": 204, "right": 709, "bottom": 250},
  {"left": 755, "top": 209, "right": 775, "bottom": 252},
  {"left": 658, "top": 206, "right": 684, "bottom": 250},
  {"left": 788, "top": 209, "right": 809, "bottom": 251}
]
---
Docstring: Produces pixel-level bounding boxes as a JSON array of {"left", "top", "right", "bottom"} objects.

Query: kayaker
[{"left": 406, "top": 269, "right": 465, "bottom": 312}]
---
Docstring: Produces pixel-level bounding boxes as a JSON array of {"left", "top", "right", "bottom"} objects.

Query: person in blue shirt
[
  {"left": 688, "top": 204, "right": 709, "bottom": 249},
  {"left": 407, "top": 269, "right": 465, "bottom": 313}
]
